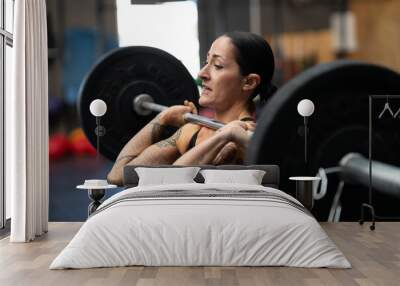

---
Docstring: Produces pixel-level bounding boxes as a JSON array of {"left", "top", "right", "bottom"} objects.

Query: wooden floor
[{"left": 1, "top": 222, "right": 399, "bottom": 286}]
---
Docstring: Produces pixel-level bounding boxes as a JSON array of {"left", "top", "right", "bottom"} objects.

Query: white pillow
[
  {"left": 135, "top": 167, "right": 200, "bottom": 186},
  {"left": 200, "top": 169, "right": 266, "bottom": 185}
]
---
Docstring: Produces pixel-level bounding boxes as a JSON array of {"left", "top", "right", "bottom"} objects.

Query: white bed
[{"left": 50, "top": 183, "right": 351, "bottom": 269}]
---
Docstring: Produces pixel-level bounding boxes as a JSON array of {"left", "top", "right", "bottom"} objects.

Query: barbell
[
  {"left": 91, "top": 91, "right": 255, "bottom": 144},
  {"left": 133, "top": 93, "right": 226, "bottom": 130},
  {"left": 78, "top": 46, "right": 400, "bottom": 219}
]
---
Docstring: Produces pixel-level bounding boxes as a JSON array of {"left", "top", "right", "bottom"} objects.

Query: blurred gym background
[{"left": 40, "top": 0, "right": 400, "bottom": 221}]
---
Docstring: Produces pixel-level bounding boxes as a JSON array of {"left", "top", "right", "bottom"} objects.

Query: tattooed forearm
[
  {"left": 107, "top": 116, "right": 181, "bottom": 185},
  {"left": 155, "top": 138, "right": 176, "bottom": 148},
  {"left": 149, "top": 115, "right": 179, "bottom": 143},
  {"left": 149, "top": 115, "right": 164, "bottom": 143},
  {"left": 150, "top": 122, "right": 165, "bottom": 144},
  {"left": 155, "top": 128, "right": 182, "bottom": 148}
]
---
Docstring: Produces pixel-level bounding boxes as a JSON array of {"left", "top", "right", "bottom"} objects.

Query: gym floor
[{"left": 49, "top": 156, "right": 123, "bottom": 222}]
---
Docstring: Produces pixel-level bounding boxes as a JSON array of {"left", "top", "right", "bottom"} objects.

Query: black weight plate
[
  {"left": 78, "top": 46, "right": 200, "bottom": 161},
  {"left": 246, "top": 60, "right": 400, "bottom": 219}
]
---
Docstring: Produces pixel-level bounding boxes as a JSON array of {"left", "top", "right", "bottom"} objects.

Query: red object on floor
[
  {"left": 69, "top": 128, "right": 97, "bottom": 157},
  {"left": 49, "top": 133, "right": 70, "bottom": 160},
  {"left": 85, "top": 141, "right": 97, "bottom": 156}
]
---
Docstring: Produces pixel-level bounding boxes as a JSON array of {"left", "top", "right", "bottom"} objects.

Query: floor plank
[{"left": 0, "top": 222, "right": 399, "bottom": 286}]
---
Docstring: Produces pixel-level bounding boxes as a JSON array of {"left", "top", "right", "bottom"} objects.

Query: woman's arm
[
  {"left": 173, "top": 120, "right": 251, "bottom": 165},
  {"left": 126, "top": 128, "right": 182, "bottom": 164},
  {"left": 107, "top": 102, "right": 197, "bottom": 185},
  {"left": 173, "top": 131, "right": 231, "bottom": 165},
  {"left": 106, "top": 114, "right": 171, "bottom": 185},
  {"left": 107, "top": 126, "right": 183, "bottom": 185}
]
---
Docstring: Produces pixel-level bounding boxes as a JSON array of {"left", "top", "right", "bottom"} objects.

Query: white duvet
[{"left": 50, "top": 183, "right": 351, "bottom": 269}]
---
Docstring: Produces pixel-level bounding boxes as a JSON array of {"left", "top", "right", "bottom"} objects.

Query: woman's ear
[{"left": 242, "top": 73, "right": 261, "bottom": 92}]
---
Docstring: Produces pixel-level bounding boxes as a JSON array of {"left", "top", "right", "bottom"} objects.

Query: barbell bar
[
  {"left": 91, "top": 93, "right": 255, "bottom": 150},
  {"left": 133, "top": 93, "right": 226, "bottom": 130},
  {"left": 133, "top": 93, "right": 255, "bottom": 136}
]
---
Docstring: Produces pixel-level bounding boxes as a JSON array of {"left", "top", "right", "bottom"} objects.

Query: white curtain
[{"left": 6, "top": 0, "right": 49, "bottom": 242}]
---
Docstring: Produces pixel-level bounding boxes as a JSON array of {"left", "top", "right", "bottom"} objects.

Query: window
[
  {"left": 0, "top": 0, "right": 14, "bottom": 230},
  {"left": 116, "top": 0, "right": 200, "bottom": 78}
]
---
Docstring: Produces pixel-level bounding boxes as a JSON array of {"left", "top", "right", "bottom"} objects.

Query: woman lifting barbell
[{"left": 107, "top": 31, "right": 276, "bottom": 185}]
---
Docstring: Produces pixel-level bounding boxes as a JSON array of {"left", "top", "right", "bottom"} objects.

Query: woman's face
[{"left": 198, "top": 36, "right": 246, "bottom": 111}]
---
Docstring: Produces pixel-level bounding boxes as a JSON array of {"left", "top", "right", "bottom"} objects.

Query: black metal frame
[
  {"left": 0, "top": 0, "right": 14, "bottom": 231},
  {"left": 360, "top": 95, "right": 400, "bottom": 231}
]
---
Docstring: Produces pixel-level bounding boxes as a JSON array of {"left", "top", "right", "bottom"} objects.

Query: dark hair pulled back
[{"left": 224, "top": 31, "right": 276, "bottom": 104}]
